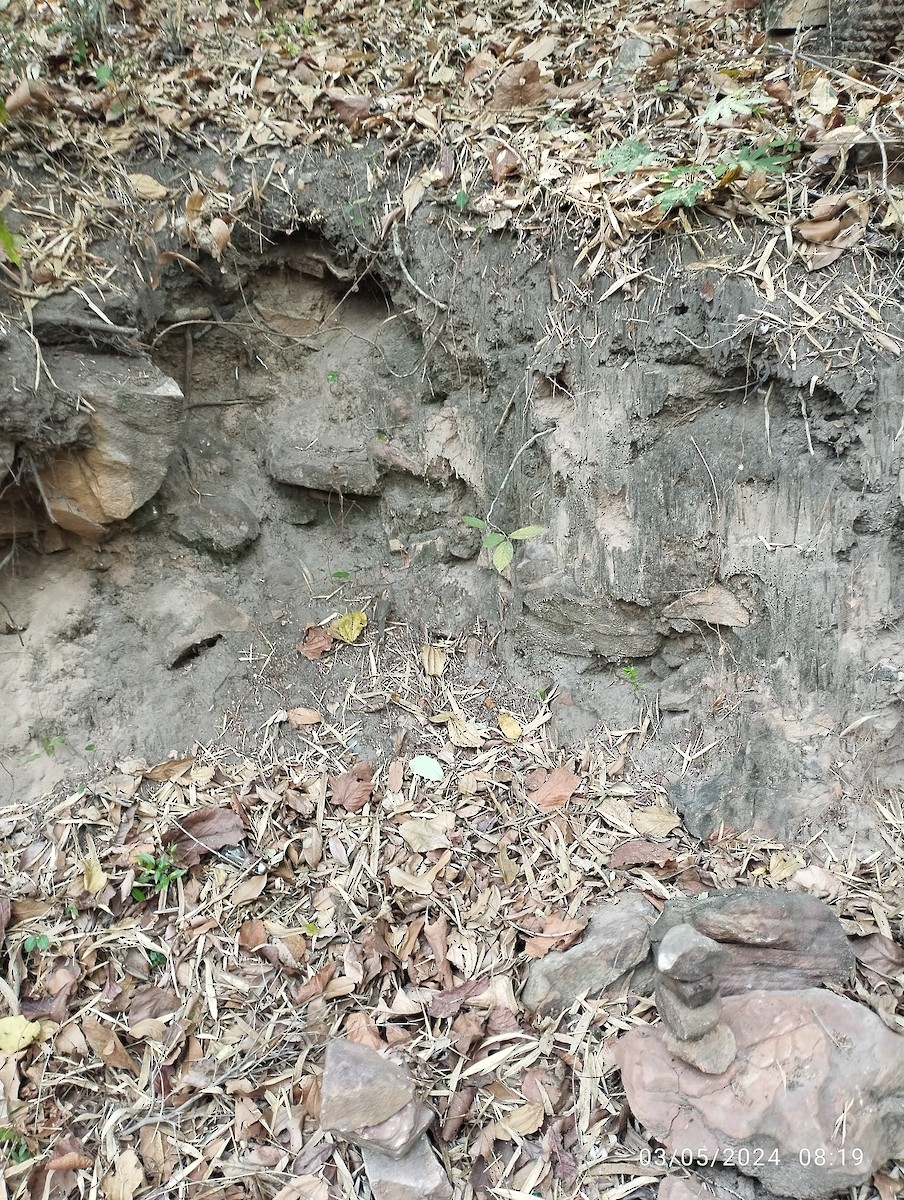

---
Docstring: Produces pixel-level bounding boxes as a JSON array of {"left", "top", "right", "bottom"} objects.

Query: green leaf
[
  {"left": 409, "top": 754, "right": 445, "bottom": 782},
  {"left": 455, "top": 189, "right": 468, "bottom": 211},
  {"left": 461, "top": 515, "right": 487, "bottom": 530},
  {"left": 0, "top": 217, "right": 21, "bottom": 266},
  {"left": 696, "top": 88, "right": 769, "bottom": 127},
  {"left": 508, "top": 524, "right": 547, "bottom": 540},
  {"left": 655, "top": 181, "right": 707, "bottom": 211},
  {"left": 594, "top": 138, "right": 660, "bottom": 175},
  {"left": 0, "top": 99, "right": 9, "bottom": 125},
  {"left": 482, "top": 531, "right": 506, "bottom": 549},
  {"left": 492, "top": 540, "right": 514, "bottom": 573},
  {"left": 95, "top": 64, "right": 114, "bottom": 86}
]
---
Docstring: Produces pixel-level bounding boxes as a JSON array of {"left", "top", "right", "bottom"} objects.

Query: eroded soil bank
[{"left": 2, "top": 148, "right": 903, "bottom": 848}]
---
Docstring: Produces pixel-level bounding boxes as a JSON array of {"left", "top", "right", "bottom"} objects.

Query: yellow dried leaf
[
  {"left": 101, "top": 1148, "right": 146, "bottom": 1200},
  {"left": 127, "top": 173, "right": 168, "bottom": 201},
  {"left": 495, "top": 1102, "right": 545, "bottom": 1139},
  {"left": 0, "top": 1015, "right": 41, "bottom": 1053},
  {"left": 288, "top": 706, "right": 322, "bottom": 728},
  {"left": 420, "top": 644, "right": 447, "bottom": 676},
  {"left": 447, "top": 712, "right": 484, "bottom": 748},
  {"left": 328, "top": 610, "right": 368, "bottom": 643},
  {"left": 631, "top": 807, "right": 681, "bottom": 837},
  {"left": 81, "top": 850, "right": 108, "bottom": 895},
  {"left": 497, "top": 712, "right": 522, "bottom": 740},
  {"left": 599, "top": 796, "right": 635, "bottom": 833},
  {"left": 398, "top": 814, "right": 454, "bottom": 852},
  {"left": 769, "top": 850, "right": 804, "bottom": 882}
]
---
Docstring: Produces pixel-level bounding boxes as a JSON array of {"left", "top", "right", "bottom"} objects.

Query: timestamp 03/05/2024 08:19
[{"left": 638, "top": 1148, "right": 866, "bottom": 1169}]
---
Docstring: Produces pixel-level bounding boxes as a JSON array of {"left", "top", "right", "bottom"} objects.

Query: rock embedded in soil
[
  {"left": 615, "top": 988, "right": 904, "bottom": 1198},
  {"left": 172, "top": 493, "right": 260, "bottom": 557},
  {"left": 35, "top": 350, "right": 184, "bottom": 538},
  {"left": 361, "top": 1135, "right": 452, "bottom": 1200},
  {"left": 320, "top": 1039, "right": 432, "bottom": 1158},
  {"left": 266, "top": 415, "right": 380, "bottom": 495},
  {"left": 650, "top": 890, "right": 854, "bottom": 992},
  {"left": 521, "top": 892, "right": 654, "bottom": 1014}
]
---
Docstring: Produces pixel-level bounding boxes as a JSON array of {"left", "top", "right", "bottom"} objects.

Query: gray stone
[
  {"left": 615, "top": 988, "right": 904, "bottom": 1198},
  {"left": 662, "top": 974, "right": 720, "bottom": 1007},
  {"left": 650, "top": 890, "right": 855, "bottom": 993},
  {"left": 655, "top": 982, "right": 721, "bottom": 1040},
  {"left": 664, "top": 1023, "right": 737, "bottom": 1074},
  {"left": 361, "top": 1135, "right": 452, "bottom": 1200},
  {"left": 266, "top": 417, "right": 380, "bottom": 495},
  {"left": 522, "top": 893, "right": 654, "bottom": 1014},
  {"left": 341, "top": 1097, "right": 434, "bottom": 1160},
  {"left": 172, "top": 493, "right": 260, "bottom": 557},
  {"left": 656, "top": 923, "right": 727, "bottom": 982},
  {"left": 320, "top": 1040, "right": 415, "bottom": 1136},
  {"left": 133, "top": 581, "right": 249, "bottom": 668}
]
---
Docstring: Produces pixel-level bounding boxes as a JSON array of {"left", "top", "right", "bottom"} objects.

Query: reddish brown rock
[
  {"left": 361, "top": 1135, "right": 452, "bottom": 1200},
  {"left": 615, "top": 988, "right": 904, "bottom": 1198},
  {"left": 650, "top": 890, "right": 854, "bottom": 993}
]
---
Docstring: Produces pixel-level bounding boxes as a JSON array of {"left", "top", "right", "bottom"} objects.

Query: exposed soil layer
[{"left": 2, "top": 150, "right": 903, "bottom": 852}]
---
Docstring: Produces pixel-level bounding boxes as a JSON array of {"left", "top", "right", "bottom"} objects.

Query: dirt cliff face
[{"left": 1, "top": 150, "right": 902, "bottom": 848}]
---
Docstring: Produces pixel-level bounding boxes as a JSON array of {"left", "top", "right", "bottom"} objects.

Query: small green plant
[
  {"left": 326, "top": 370, "right": 340, "bottom": 384},
  {"left": 618, "top": 665, "right": 644, "bottom": 693},
  {"left": 23, "top": 933, "right": 51, "bottom": 954},
  {"left": 131, "top": 850, "right": 186, "bottom": 902},
  {"left": 462, "top": 516, "right": 546, "bottom": 574},
  {"left": 455, "top": 189, "right": 469, "bottom": 211},
  {"left": 0, "top": 1128, "right": 32, "bottom": 1164},
  {"left": 25, "top": 735, "right": 67, "bottom": 763},
  {"left": 594, "top": 138, "right": 662, "bottom": 176},
  {"left": 148, "top": 950, "right": 168, "bottom": 971},
  {"left": 331, "top": 570, "right": 351, "bottom": 580},
  {"left": 695, "top": 87, "right": 770, "bottom": 127}
]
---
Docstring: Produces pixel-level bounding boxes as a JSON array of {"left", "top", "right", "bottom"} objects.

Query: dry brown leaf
[
  {"left": 402, "top": 174, "right": 426, "bottom": 220},
  {"left": 796, "top": 217, "right": 843, "bottom": 244},
  {"left": 294, "top": 963, "right": 336, "bottom": 1004},
  {"left": 143, "top": 755, "right": 194, "bottom": 781},
  {"left": 610, "top": 838, "right": 676, "bottom": 867},
  {"left": 428, "top": 977, "right": 489, "bottom": 1018},
  {"left": 165, "top": 806, "right": 245, "bottom": 866},
  {"left": 489, "top": 60, "right": 548, "bottom": 109},
  {"left": 288, "top": 706, "right": 322, "bottom": 728},
  {"left": 851, "top": 933, "right": 904, "bottom": 978},
  {"left": 232, "top": 874, "right": 268, "bottom": 904},
  {"left": 101, "top": 1148, "right": 145, "bottom": 1200},
  {"left": 420, "top": 644, "right": 447, "bottom": 676},
  {"left": 524, "top": 914, "right": 588, "bottom": 958},
  {"left": 344, "top": 1011, "right": 385, "bottom": 1049},
  {"left": 238, "top": 918, "right": 268, "bottom": 951},
  {"left": 297, "top": 624, "right": 334, "bottom": 661},
  {"left": 129, "top": 985, "right": 180, "bottom": 1023},
  {"left": 529, "top": 765, "right": 580, "bottom": 812},
  {"left": 209, "top": 216, "right": 232, "bottom": 260},
  {"left": 631, "top": 806, "right": 681, "bottom": 837},
  {"left": 487, "top": 144, "right": 521, "bottom": 183},
  {"left": 331, "top": 762, "right": 373, "bottom": 812},
  {"left": 386, "top": 758, "right": 404, "bottom": 793},
  {"left": 497, "top": 712, "right": 522, "bottom": 740},
  {"left": 495, "top": 1102, "right": 545, "bottom": 1139},
  {"left": 82, "top": 1017, "right": 138, "bottom": 1075},
  {"left": 398, "top": 813, "right": 453, "bottom": 852},
  {"left": 441, "top": 1084, "right": 477, "bottom": 1141},
  {"left": 127, "top": 172, "right": 168, "bottom": 201},
  {"left": 327, "top": 89, "right": 373, "bottom": 126}
]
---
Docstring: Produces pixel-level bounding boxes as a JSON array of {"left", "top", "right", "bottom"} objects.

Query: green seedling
[
  {"left": 455, "top": 189, "right": 469, "bottom": 211},
  {"left": 23, "top": 933, "right": 51, "bottom": 953},
  {"left": 618, "top": 665, "right": 643, "bottom": 693},
  {"left": 331, "top": 570, "right": 351, "bottom": 580},
  {"left": 0, "top": 1128, "right": 32, "bottom": 1163},
  {"left": 462, "top": 516, "right": 546, "bottom": 574},
  {"left": 131, "top": 850, "right": 186, "bottom": 902},
  {"left": 25, "top": 735, "right": 66, "bottom": 762},
  {"left": 326, "top": 370, "right": 340, "bottom": 384},
  {"left": 148, "top": 950, "right": 168, "bottom": 971}
]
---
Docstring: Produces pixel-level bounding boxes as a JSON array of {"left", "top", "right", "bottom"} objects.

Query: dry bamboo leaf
[
  {"left": 387, "top": 759, "right": 405, "bottom": 793},
  {"left": 447, "top": 712, "right": 484, "bottom": 748},
  {"left": 232, "top": 874, "right": 268, "bottom": 904},
  {"left": 402, "top": 174, "right": 426, "bottom": 220},
  {"left": 272, "top": 1179, "right": 329, "bottom": 1200},
  {"left": 81, "top": 848, "right": 108, "bottom": 894}
]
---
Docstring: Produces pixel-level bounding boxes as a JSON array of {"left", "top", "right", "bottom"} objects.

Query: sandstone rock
[
  {"left": 662, "top": 584, "right": 750, "bottom": 629},
  {"left": 655, "top": 983, "right": 721, "bottom": 1040},
  {"left": 172, "top": 493, "right": 260, "bottom": 557},
  {"left": 320, "top": 1040, "right": 415, "bottom": 1142},
  {"left": 616, "top": 988, "right": 904, "bottom": 1198},
  {"left": 656, "top": 923, "right": 727, "bottom": 982},
  {"left": 361, "top": 1135, "right": 452, "bottom": 1200},
  {"left": 664, "top": 1023, "right": 736, "bottom": 1074},
  {"left": 521, "top": 893, "right": 654, "bottom": 1014},
  {"left": 650, "top": 890, "right": 854, "bottom": 993},
  {"left": 663, "top": 974, "right": 720, "bottom": 1006},
  {"left": 266, "top": 418, "right": 379, "bottom": 495},
  {"left": 36, "top": 351, "right": 183, "bottom": 537}
]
